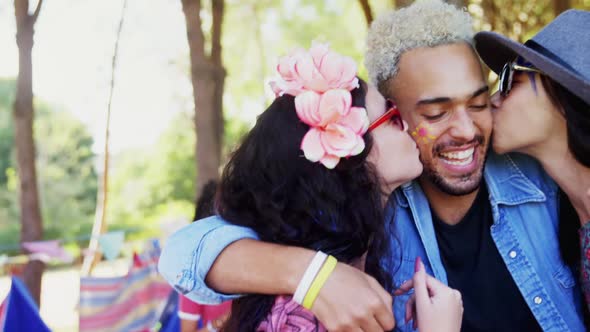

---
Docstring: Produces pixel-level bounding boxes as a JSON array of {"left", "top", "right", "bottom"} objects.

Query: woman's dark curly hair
[{"left": 218, "top": 79, "right": 394, "bottom": 331}]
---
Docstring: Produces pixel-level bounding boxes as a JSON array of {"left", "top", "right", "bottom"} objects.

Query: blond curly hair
[{"left": 365, "top": 0, "right": 474, "bottom": 92}]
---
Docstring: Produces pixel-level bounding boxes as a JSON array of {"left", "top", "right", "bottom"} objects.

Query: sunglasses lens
[{"left": 499, "top": 63, "right": 511, "bottom": 96}]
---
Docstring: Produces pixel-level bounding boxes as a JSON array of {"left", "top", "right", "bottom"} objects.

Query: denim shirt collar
[
  {"left": 388, "top": 152, "right": 548, "bottom": 282},
  {"left": 394, "top": 152, "right": 548, "bottom": 213},
  {"left": 483, "top": 152, "right": 547, "bottom": 207}
]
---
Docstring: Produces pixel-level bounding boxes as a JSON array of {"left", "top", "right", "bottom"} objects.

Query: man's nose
[{"left": 449, "top": 109, "right": 476, "bottom": 141}]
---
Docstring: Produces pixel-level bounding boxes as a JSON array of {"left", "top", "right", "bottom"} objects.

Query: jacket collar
[
  {"left": 393, "top": 151, "right": 547, "bottom": 208},
  {"left": 483, "top": 152, "right": 547, "bottom": 206}
]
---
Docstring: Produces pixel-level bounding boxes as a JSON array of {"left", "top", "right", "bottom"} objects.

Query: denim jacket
[{"left": 158, "top": 152, "right": 584, "bottom": 331}]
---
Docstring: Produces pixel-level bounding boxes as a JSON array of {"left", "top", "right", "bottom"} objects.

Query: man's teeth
[{"left": 440, "top": 148, "right": 475, "bottom": 166}]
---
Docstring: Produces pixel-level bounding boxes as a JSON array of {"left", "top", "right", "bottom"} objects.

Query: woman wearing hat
[{"left": 474, "top": 9, "right": 590, "bottom": 308}]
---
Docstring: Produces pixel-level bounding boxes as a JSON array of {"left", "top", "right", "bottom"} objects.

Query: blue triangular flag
[
  {"left": 98, "top": 231, "right": 125, "bottom": 261},
  {"left": 1, "top": 277, "right": 51, "bottom": 332}
]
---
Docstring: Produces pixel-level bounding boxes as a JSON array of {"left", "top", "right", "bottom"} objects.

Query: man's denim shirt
[{"left": 159, "top": 152, "right": 585, "bottom": 331}]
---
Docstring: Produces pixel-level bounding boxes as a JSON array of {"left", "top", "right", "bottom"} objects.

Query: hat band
[{"left": 524, "top": 39, "right": 583, "bottom": 78}]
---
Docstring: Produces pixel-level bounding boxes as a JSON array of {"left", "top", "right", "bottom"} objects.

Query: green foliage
[
  {"left": 35, "top": 106, "right": 98, "bottom": 240},
  {"left": 106, "top": 107, "right": 251, "bottom": 231},
  {"left": 0, "top": 79, "right": 16, "bottom": 186},
  {"left": 107, "top": 111, "right": 196, "bottom": 229},
  {"left": 217, "top": 0, "right": 370, "bottom": 131},
  {"left": 0, "top": 79, "right": 97, "bottom": 252}
]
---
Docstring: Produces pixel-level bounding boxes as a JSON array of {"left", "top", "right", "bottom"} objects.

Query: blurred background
[{"left": 0, "top": 0, "right": 589, "bottom": 331}]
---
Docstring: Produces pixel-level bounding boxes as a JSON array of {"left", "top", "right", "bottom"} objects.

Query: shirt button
[
  {"left": 534, "top": 296, "right": 543, "bottom": 304},
  {"left": 509, "top": 251, "right": 517, "bottom": 259}
]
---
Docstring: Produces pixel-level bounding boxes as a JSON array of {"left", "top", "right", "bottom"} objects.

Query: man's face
[{"left": 388, "top": 43, "right": 492, "bottom": 196}]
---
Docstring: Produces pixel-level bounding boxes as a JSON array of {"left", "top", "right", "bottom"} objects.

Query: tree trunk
[
  {"left": 358, "top": 0, "right": 373, "bottom": 25},
  {"left": 446, "top": 0, "right": 466, "bottom": 8},
  {"left": 181, "top": 0, "right": 225, "bottom": 200},
  {"left": 553, "top": 0, "right": 570, "bottom": 16},
  {"left": 393, "top": 0, "right": 414, "bottom": 8},
  {"left": 13, "top": 0, "right": 44, "bottom": 306},
  {"left": 393, "top": 0, "right": 466, "bottom": 8},
  {"left": 210, "top": 0, "right": 225, "bottom": 181}
]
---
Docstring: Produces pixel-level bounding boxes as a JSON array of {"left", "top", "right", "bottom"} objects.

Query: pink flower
[
  {"left": 295, "top": 89, "right": 352, "bottom": 127},
  {"left": 296, "top": 42, "right": 359, "bottom": 93},
  {"left": 270, "top": 42, "right": 359, "bottom": 97},
  {"left": 300, "top": 104, "right": 368, "bottom": 169},
  {"left": 269, "top": 42, "right": 368, "bottom": 169}
]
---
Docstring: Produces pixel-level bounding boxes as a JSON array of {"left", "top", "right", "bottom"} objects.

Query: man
[{"left": 159, "top": 1, "right": 584, "bottom": 331}]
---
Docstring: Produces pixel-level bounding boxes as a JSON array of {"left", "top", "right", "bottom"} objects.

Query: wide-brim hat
[{"left": 474, "top": 9, "right": 590, "bottom": 105}]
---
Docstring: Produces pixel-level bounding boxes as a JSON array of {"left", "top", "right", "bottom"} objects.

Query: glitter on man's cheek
[{"left": 412, "top": 122, "right": 437, "bottom": 144}]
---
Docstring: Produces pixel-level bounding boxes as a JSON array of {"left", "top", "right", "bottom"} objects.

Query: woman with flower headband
[
  {"left": 202, "top": 43, "right": 463, "bottom": 331},
  {"left": 475, "top": 10, "right": 590, "bottom": 311}
]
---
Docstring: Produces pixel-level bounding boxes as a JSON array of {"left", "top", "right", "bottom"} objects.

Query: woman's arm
[
  {"left": 159, "top": 218, "right": 394, "bottom": 331},
  {"left": 206, "top": 239, "right": 394, "bottom": 331}
]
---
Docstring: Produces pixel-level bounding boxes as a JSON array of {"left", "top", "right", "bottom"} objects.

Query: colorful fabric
[
  {"left": 579, "top": 222, "right": 590, "bottom": 309},
  {"left": 22, "top": 240, "right": 74, "bottom": 263},
  {"left": 0, "top": 277, "right": 51, "bottom": 332},
  {"left": 178, "top": 294, "right": 231, "bottom": 327},
  {"left": 257, "top": 296, "right": 326, "bottom": 332},
  {"left": 79, "top": 250, "right": 172, "bottom": 332}
]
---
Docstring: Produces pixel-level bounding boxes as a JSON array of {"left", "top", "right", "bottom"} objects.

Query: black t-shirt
[{"left": 432, "top": 183, "right": 542, "bottom": 332}]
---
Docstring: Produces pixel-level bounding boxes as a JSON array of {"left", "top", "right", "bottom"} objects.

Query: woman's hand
[
  {"left": 394, "top": 257, "right": 463, "bottom": 332},
  {"left": 310, "top": 262, "right": 395, "bottom": 331}
]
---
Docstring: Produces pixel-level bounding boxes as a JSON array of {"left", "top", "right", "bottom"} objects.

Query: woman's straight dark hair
[
  {"left": 541, "top": 76, "right": 590, "bottom": 325},
  {"left": 217, "top": 79, "right": 394, "bottom": 331}
]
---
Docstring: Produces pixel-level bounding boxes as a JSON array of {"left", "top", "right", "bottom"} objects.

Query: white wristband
[{"left": 293, "top": 251, "right": 328, "bottom": 305}]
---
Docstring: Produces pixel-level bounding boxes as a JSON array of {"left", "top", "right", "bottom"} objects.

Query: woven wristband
[
  {"left": 302, "top": 255, "right": 338, "bottom": 310},
  {"left": 293, "top": 251, "right": 328, "bottom": 304}
]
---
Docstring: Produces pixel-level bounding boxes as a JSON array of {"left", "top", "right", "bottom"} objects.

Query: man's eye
[
  {"left": 470, "top": 104, "right": 488, "bottom": 110},
  {"left": 424, "top": 113, "right": 445, "bottom": 121}
]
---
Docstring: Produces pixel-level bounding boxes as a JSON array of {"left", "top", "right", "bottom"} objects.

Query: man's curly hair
[{"left": 365, "top": 0, "right": 474, "bottom": 94}]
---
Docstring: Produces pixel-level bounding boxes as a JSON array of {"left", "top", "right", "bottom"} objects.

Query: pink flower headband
[{"left": 270, "top": 42, "right": 369, "bottom": 169}]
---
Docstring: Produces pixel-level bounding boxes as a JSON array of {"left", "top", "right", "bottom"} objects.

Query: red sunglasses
[{"left": 368, "top": 100, "right": 405, "bottom": 132}]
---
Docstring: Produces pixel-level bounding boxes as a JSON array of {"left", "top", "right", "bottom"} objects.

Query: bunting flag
[
  {"left": 98, "top": 231, "right": 125, "bottom": 261},
  {"left": 0, "top": 254, "right": 8, "bottom": 268},
  {"left": 22, "top": 240, "right": 74, "bottom": 263},
  {"left": 0, "top": 277, "right": 51, "bottom": 332},
  {"left": 79, "top": 247, "right": 172, "bottom": 332}
]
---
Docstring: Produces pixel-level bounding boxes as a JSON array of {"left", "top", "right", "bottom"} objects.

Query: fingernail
[{"left": 414, "top": 257, "right": 422, "bottom": 272}]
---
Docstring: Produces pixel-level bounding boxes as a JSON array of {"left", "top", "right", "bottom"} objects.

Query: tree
[
  {"left": 0, "top": 79, "right": 97, "bottom": 258},
  {"left": 13, "top": 0, "right": 44, "bottom": 305},
  {"left": 181, "top": 0, "right": 226, "bottom": 199},
  {"left": 553, "top": 0, "right": 570, "bottom": 15},
  {"left": 447, "top": 0, "right": 467, "bottom": 8},
  {"left": 393, "top": 0, "right": 414, "bottom": 8},
  {"left": 358, "top": 0, "right": 374, "bottom": 25}
]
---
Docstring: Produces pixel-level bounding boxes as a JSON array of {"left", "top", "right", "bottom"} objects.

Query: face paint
[{"left": 412, "top": 122, "right": 437, "bottom": 144}]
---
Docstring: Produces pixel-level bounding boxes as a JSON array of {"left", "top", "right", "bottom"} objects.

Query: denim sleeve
[{"left": 158, "top": 215, "right": 259, "bottom": 304}]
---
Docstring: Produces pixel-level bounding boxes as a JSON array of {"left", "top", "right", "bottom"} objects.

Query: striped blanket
[{"left": 79, "top": 256, "right": 172, "bottom": 331}]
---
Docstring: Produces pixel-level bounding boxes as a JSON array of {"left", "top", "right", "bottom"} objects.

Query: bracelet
[
  {"left": 302, "top": 255, "right": 338, "bottom": 310},
  {"left": 293, "top": 251, "right": 328, "bottom": 304}
]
